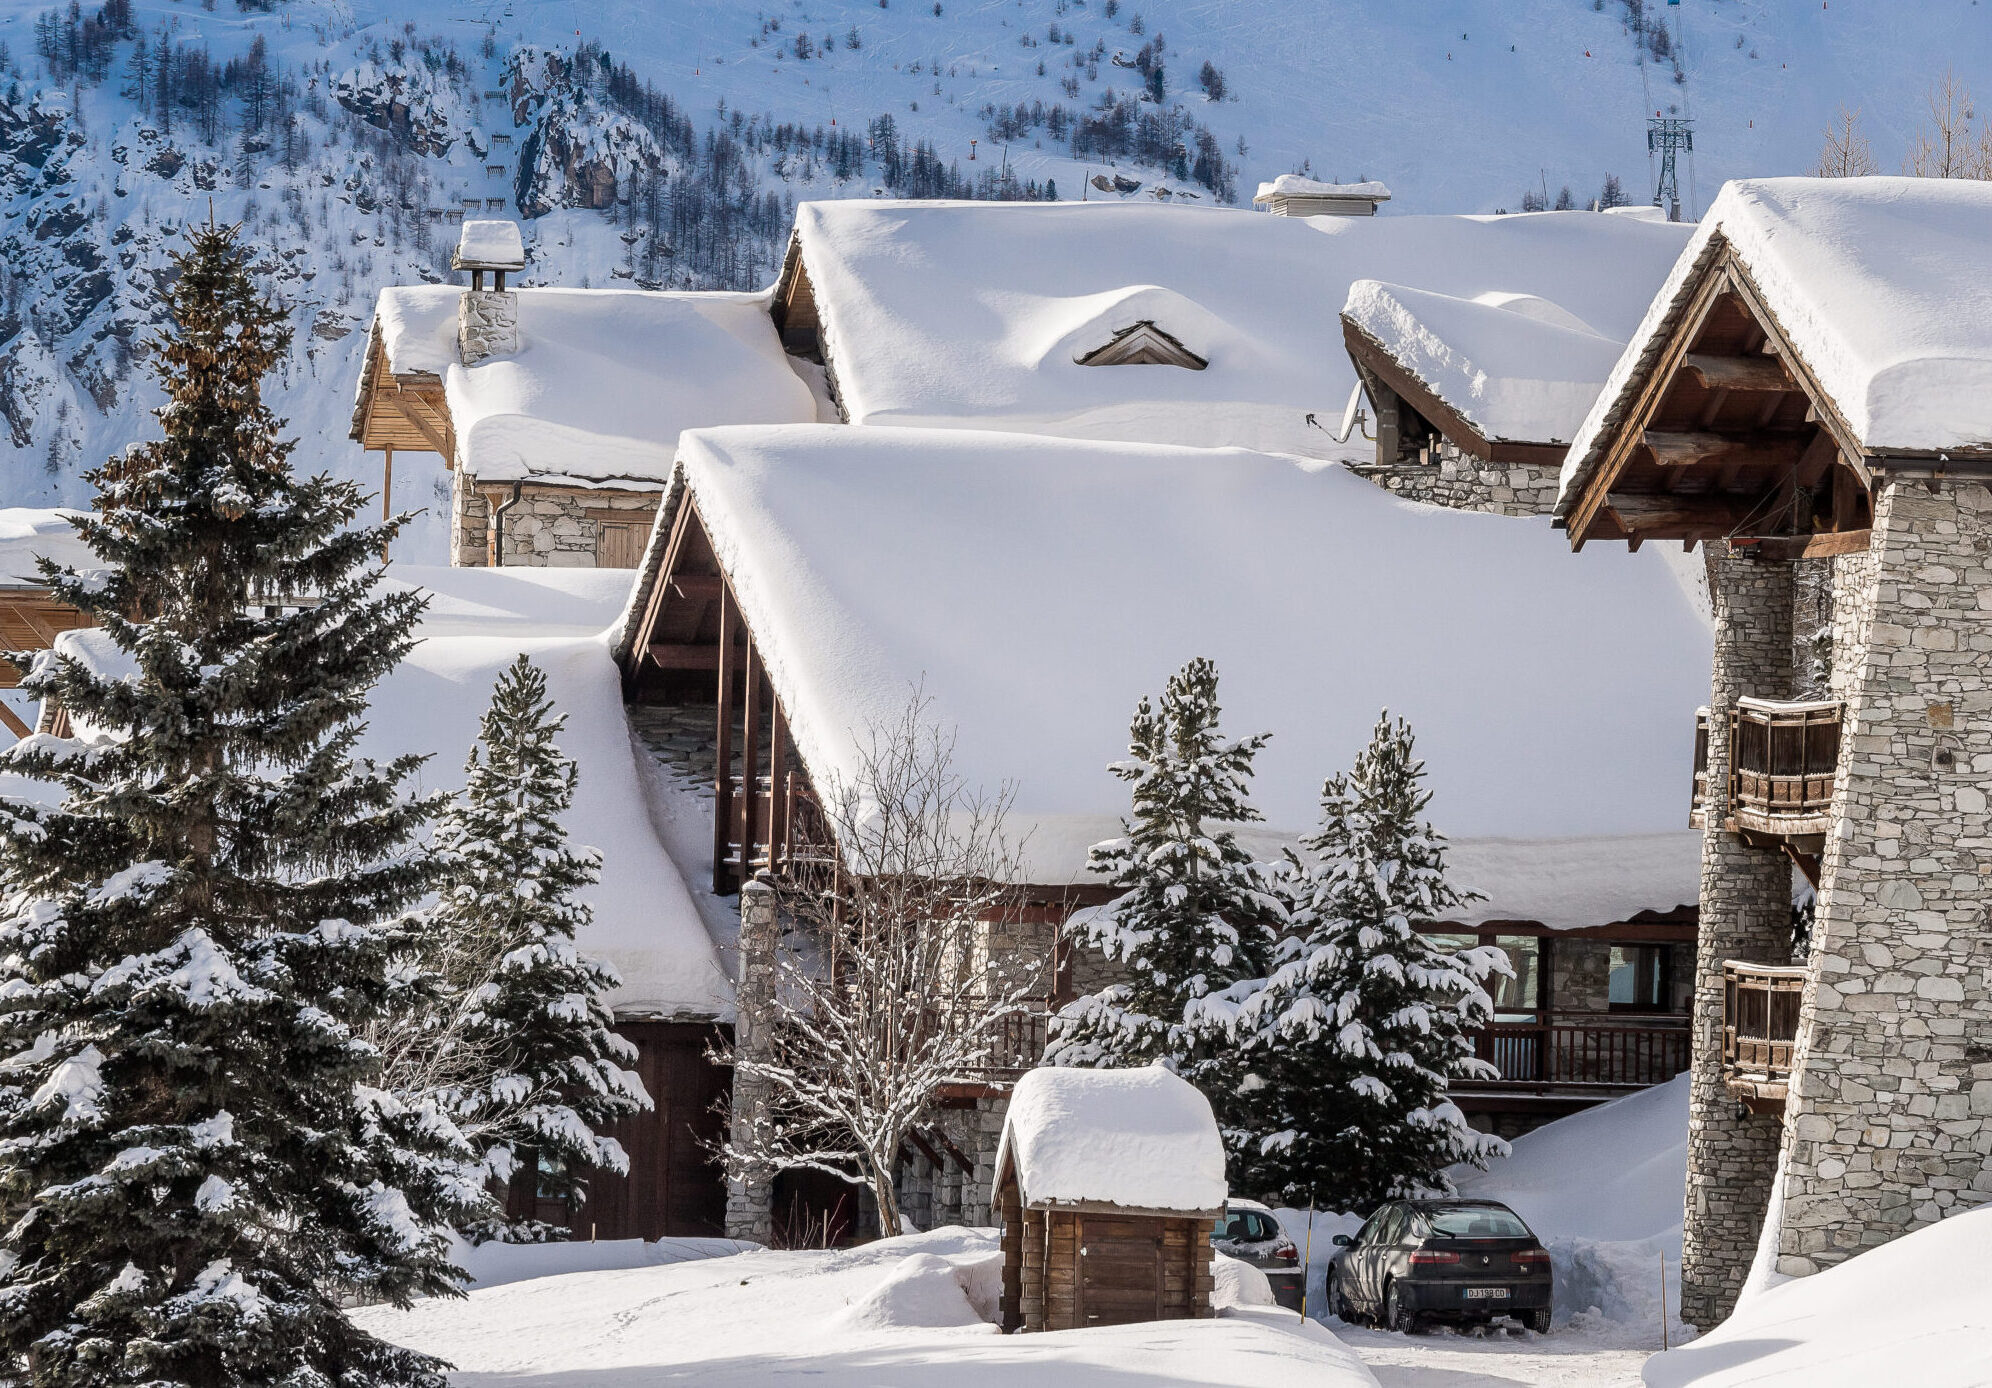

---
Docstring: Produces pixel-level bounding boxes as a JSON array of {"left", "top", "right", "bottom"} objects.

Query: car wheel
[
  {"left": 1384, "top": 1282, "right": 1419, "bottom": 1335},
  {"left": 1328, "top": 1276, "right": 1356, "bottom": 1324},
  {"left": 1527, "top": 1306, "right": 1552, "bottom": 1334}
]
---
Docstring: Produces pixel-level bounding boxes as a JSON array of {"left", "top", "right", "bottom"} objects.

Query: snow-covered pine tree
[
  {"left": 418, "top": 654, "right": 649, "bottom": 1242},
  {"left": 1222, "top": 711, "right": 1508, "bottom": 1210},
  {"left": 1045, "top": 657, "right": 1283, "bottom": 1115},
  {"left": 0, "top": 222, "right": 480, "bottom": 1388}
]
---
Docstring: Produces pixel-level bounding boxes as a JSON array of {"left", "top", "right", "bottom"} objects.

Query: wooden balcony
[
  {"left": 1723, "top": 960, "right": 1806, "bottom": 1113},
  {"left": 1464, "top": 1020, "right": 1690, "bottom": 1094},
  {"left": 1691, "top": 698, "right": 1841, "bottom": 864}
]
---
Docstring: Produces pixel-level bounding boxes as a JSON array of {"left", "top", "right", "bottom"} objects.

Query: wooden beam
[
  {"left": 713, "top": 589, "right": 737, "bottom": 897},
  {"left": 1642, "top": 430, "right": 1805, "bottom": 470},
  {"left": 666, "top": 573, "right": 725, "bottom": 602},
  {"left": 1607, "top": 493, "right": 1765, "bottom": 534},
  {"left": 768, "top": 705, "right": 790, "bottom": 875},
  {"left": 1684, "top": 353, "right": 1791, "bottom": 392},
  {"left": 0, "top": 701, "right": 29, "bottom": 740},
  {"left": 1736, "top": 529, "right": 1872, "bottom": 561},
  {"left": 741, "top": 636, "right": 763, "bottom": 878}
]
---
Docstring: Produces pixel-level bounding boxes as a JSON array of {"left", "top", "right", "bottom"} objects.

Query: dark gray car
[
  {"left": 1210, "top": 1199, "right": 1304, "bottom": 1311},
  {"left": 1326, "top": 1198, "right": 1552, "bottom": 1333}
]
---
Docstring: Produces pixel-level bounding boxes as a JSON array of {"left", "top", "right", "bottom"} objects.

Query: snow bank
[
  {"left": 656, "top": 424, "right": 1710, "bottom": 923},
  {"left": 355, "top": 1226, "right": 1380, "bottom": 1386},
  {"left": 450, "top": 1233, "right": 755, "bottom": 1289},
  {"left": 456, "top": 218, "right": 525, "bottom": 268},
  {"left": 1213, "top": 1253, "right": 1278, "bottom": 1309},
  {"left": 1344, "top": 279, "right": 1627, "bottom": 444},
  {"left": 1644, "top": 1204, "right": 1992, "bottom": 1388},
  {"left": 374, "top": 285, "right": 816, "bottom": 484},
  {"left": 997, "top": 1065, "right": 1227, "bottom": 1213},
  {"left": 826, "top": 1250, "right": 1000, "bottom": 1334},
  {"left": 1563, "top": 177, "right": 1992, "bottom": 507},
  {"left": 793, "top": 200, "right": 1691, "bottom": 461},
  {"left": 0, "top": 508, "right": 92, "bottom": 587}
]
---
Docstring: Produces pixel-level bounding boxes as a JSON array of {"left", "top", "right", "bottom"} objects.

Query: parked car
[
  {"left": 1210, "top": 1199, "right": 1304, "bottom": 1311},
  {"left": 1325, "top": 1198, "right": 1552, "bottom": 1334}
]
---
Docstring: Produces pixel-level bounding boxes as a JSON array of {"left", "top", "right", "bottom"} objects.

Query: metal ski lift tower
[{"left": 1648, "top": 116, "right": 1693, "bottom": 221}]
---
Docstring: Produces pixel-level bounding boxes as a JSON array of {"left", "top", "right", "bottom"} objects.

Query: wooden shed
[{"left": 994, "top": 1066, "right": 1225, "bottom": 1333}]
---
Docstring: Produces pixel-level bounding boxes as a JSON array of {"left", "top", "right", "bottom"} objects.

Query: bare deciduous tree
[
  {"left": 1904, "top": 69, "right": 1980, "bottom": 178},
  {"left": 1815, "top": 105, "right": 1879, "bottom": 178},
  {"left": 718, "top": 699, "right": 1049, "bottom": 1238}
]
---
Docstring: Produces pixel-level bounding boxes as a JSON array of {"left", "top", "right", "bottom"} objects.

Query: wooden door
[
  {"left": 596, "top": 522, "right": 646, "bottom": 568},
  {"left": 577, "top": 1022, "right": 731, "bottom": 1240},
  {"left": 1076, "top": 1215, "right": 1164, "bottom": 1327}
]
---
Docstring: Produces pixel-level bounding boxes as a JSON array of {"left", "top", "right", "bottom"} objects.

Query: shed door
[
  {"left": 1076, "top": 1215, "right": 1164, "bottom": 1327},
  {"left": 596, "top": 522, "right": 646, "bottom": 568}
]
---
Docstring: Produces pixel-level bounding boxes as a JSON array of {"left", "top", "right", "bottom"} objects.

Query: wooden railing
[
  {"left": 1722, "top": 960, "right": 1806, "bottom": 1084},
  {"left": 1470, "top": 1021, "right": 1690, "bottom": 1089},
  {"left": 943, "top": 1005, "right": 1052, "bottom": 1088},
  {"left": 1691, "top": 699, "right": 1842, "bottom": 838}
]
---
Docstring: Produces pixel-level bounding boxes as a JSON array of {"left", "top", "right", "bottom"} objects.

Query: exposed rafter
[{"left": 1074, "top": 320, "right": 1208, "bottom": 371}]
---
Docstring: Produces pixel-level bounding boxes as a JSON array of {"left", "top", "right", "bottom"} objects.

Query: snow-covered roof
[
  {"left": 630, "top": 424, "right": 1711, "bottom": 927},
  {"left": 789, "top": 200, "right": 1693, "bottom": 461},
  {"left": 1560, "top": 177, "right": 1992, "bottom": 509},
  {"left": 42, "top": 565, "right": 727, "bottom": 1021},
  {"left": 0, "top": 508, "right": 92, "bottom": 588},
  {"left": 372, "top": 285, "right": 817, "bottom": 486},
  {"left": 1343, "top": 279, "right": 1631, "bottom": 446},
  {"left": 996, "top": 1066, "right": 1227, "bottom": 1214},
  {"left": 1255, "top": 175, "right": 1391, "bottom": 202},
  {"left": 454, "top": 218, "right": 525, "bottom": 270}
]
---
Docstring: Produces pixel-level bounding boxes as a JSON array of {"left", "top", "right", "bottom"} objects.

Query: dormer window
[{"left": 1073, "top": 320, "right": 1208, "bottom": 370}]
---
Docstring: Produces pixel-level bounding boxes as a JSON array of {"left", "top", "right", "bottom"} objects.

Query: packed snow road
[{"left": 1334, "top": 1319, "right": 1653, "bottom": 1387}]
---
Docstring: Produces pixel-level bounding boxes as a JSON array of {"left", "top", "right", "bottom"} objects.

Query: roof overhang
[
  {"left": 1341, "top": 316, "right": 1569, "bottom": 467},
  {"left": 350, "top": 322, "right": 457, "bottom": 462},
  {"left": 1557, "top": 241, "right": 1879, "bottom": 555}
]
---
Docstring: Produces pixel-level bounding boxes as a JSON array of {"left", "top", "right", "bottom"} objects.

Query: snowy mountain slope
[{"left": 1, "top": 0, "right": 1991, "bottom": 563}]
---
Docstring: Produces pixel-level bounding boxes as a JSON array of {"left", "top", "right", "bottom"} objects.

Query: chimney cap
[{"left": 453, "top": 219, "right": 526, "bottom": 273}]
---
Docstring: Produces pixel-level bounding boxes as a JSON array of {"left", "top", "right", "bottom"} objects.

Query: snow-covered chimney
[{"left": 452, "top": 219, "right": 526, "bottom": 365}]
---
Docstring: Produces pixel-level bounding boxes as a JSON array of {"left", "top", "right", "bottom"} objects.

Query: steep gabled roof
[{"left": 1559, "top": 177, "right": 1992, "bottom": 527}]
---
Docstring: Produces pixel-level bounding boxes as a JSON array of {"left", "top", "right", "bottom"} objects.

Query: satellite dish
[{"left": 1335, "top": 379, "right": 1367, "bottom": 442}]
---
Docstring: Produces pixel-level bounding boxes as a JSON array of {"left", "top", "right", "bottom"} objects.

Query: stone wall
[
  {"left": 1681, "top": 551, "right": 1797, "bottom": 1328},
  {"left": 1348, "top": 439, "right": 1563, "bottom": 517},
  {"left": 449, "top": 470, "right": 660, "bottom": 567},
  {"left": 1773, "top": 477, "right": 1992, "bottom": 1276},
  {"left": 725, "top": 877, "right": 777, "bottom": 1243}
]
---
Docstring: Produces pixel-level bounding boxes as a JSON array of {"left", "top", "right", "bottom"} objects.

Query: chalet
[
  {"left": 350, "top": 220, "right": 819, "bottom": 569},
  {"left": 1552, "top": 176, "right": 1992, "bottom": 1328},
  {"left": 1253, "top": 174, "right": 1392, "bottom": 218},
  {"left": 611, "top": 421, "right": 1715, "bottom": 1234},
  {"left": 1337, "top": 208, "right": 1693, "bottom": 516}
]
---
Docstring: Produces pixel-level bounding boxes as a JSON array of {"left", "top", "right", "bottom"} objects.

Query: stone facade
[
  {"left": 457, "top": 288, "right": 518, "bottom": 365},
  {"left": 1682, "top": 551, "right": 1798, "bottom": 1329},
  {"left": 449, "top": 469, "right": 660, "bottom": 567},
  {"left": 1349, "top": 439, "right": 1563, "bottom": 518},
  {"left": 724, "top": 877, "right": 777, "bottom": 1244},
  {"left": 1772, "top": 477, "right": 1992, "bottom": 1276}
]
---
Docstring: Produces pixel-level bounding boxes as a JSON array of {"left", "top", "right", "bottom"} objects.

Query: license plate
[{"left": 1463, "top": 1288, "right": 1510, "bottom": 1300}]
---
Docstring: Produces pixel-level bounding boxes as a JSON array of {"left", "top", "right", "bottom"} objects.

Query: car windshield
[
  {"left": 1422, "top": 1206, "right": 1531, "bottom": 1240},
  {"left": 1215, "top": 1210, "right": 1279, "bottom": 1242}
]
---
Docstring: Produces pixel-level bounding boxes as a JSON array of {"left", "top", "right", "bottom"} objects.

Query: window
[
  {"left": 1425, "top": 1206, "right": 1532, "bottom": 1240},
  {"left": 1490, "top": 936, "right": 1542, "bottom": 1021},
  {"left": 1215, "top": 1209, "right": 1280, "bottom": 1243},
  {"left": 1609, "top": 944, "right": 1671, "bottom": 1012}
]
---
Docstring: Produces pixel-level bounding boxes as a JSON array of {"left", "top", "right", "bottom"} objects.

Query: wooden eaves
[
  {"left": 1556, "top": 238, "right": 1883, "bottom": 556},
  {"left": 349, "top": 322, "right": 458, "bottom": 464},
  {"left": 1341, "top": 317, "right": 1570, "bottom": 468}
]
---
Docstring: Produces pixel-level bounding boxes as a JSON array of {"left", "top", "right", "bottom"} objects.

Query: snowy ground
[
  {"left": 354, "top": 1227, "right": 1377, "bottom": 1386},
  {"left": 1336, "top": 1321, "right": 1652, "bottom": 1388}
]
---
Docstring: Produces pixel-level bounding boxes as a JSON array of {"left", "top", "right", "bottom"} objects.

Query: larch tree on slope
[
  {"left": 382, "top": 654, "right": 650, "bottom": 1243},
  {"left": 1218, "top": 712, "right": 1508, "bottom": 1210},
  {"left": 1044, "top": 657, "right": 1284, "bottom": 1141},
  {"left": 0, "top": 223, "right": 480, "bottom": 1388}
]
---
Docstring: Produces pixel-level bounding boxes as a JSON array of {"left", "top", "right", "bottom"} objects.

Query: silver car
[{"left": 1211, "top": 1199, "right": 1304, "bottom": 1311}]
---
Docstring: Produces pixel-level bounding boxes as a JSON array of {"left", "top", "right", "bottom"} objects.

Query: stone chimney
[{"left": 452, "top": 219, "right": 526, "bottom": 365}]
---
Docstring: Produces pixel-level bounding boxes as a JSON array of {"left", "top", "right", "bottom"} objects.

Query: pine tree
[
  {"left": 0, "top": 222, "right": 479, "bottom": 1388},
  {"left": 1221, "top": 712, "right": 1508, "bottom": 1210},
  {"left": 1045, "top": 658, "right": 1283, "bottom": 1113},
  {"left": 412, "top": 655, "right": 649, "bottom": 1242}
]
